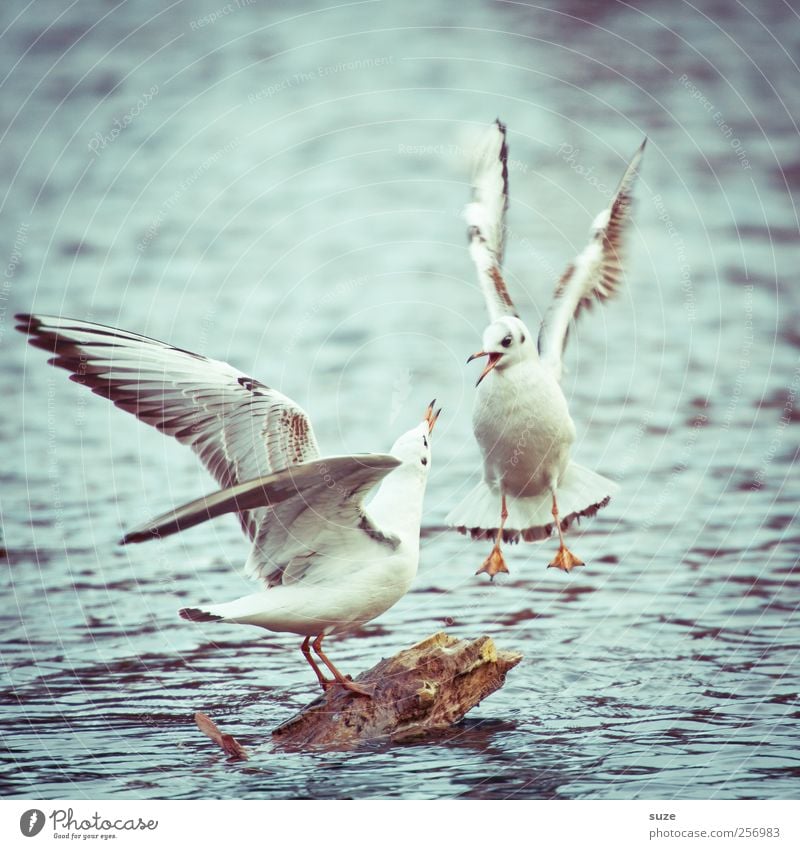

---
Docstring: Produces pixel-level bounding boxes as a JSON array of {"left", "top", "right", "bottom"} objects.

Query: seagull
[
  {"left": 446, "top": 122, "right": 645, "bottom": 578},
  {"left": 17, "top": 314, "right": 441, "bottom": 696}
]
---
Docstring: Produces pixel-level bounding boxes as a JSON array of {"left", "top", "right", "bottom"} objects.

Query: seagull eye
[
  {"left": 423, "top": 436, "right": 428, "bottom": 448},
  {"left": 421, "top": 457, "right": 428, "bottom": 466},
  {"left": 501, "top": 334, "right": 513, "bottom": 348}
]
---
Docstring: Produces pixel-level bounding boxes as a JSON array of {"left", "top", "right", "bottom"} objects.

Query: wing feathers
[
  {"left": 465, "top": 120, "right": 519, "bottom": 322},
  {"left": 17, "top": 313, "right": 321, "bottom": 541},
  {"left": 538, "top": 138, "right": 645, "bottom": 379},
  {"left": 121, "top": 454, "right": 401, "bottom": 545}
]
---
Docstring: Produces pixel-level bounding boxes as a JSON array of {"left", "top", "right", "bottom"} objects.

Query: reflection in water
[{"left": 2, "top": 0, "right": 800, "bottom": 800}]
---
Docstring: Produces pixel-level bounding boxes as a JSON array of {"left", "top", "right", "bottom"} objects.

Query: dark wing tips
[
  {"left": 489, "top": 119, "right": 510, "bottom": 262},
  {"left": 603, "top": 138, "right": 646, "bottom": 243},
  {"left": 15, "top": 312, "right": 37, "bottom": 331},
  {"left": 118, "top": 528, "right": 148, "bottom": 546},
  {"left": 179, "top": 607, "right": 222, "bottom": 623},
  {"left": 15, "top": 315, "right": 88, "bottom": 374},
  {"left": 616, "top": 137, "right": 646, "bottom": 198},
  {"left": 16, "top": 313, "right": 54, "bottom": 352},
  {"left": 494, "top": 118, "right": 509, "bottom": 191},
  {"left": 594, "top": 139, "right": 646, "bottom": 304}
]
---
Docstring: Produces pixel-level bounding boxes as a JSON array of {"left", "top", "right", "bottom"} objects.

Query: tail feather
[{"left": 446, "top": 462, "right": 618, "bottom": 543}]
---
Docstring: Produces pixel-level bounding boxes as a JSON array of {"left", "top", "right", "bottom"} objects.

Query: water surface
[{"left": 1, "top": 0, "right": 799, "bottom": 800}]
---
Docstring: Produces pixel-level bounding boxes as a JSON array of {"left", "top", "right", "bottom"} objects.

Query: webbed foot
[
  {"left": 548, "top": 545, "right": 584, "bottom": 573},
  {"left": 476, "top": 544, "right": 510, "bottom": 579}
]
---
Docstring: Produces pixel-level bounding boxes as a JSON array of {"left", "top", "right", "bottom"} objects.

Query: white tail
[{"left": 446, "top": 462, "right": 618, "bottom": 543}]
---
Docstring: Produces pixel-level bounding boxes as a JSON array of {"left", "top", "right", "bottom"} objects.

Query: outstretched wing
[
  {"left": 17, "top": 313, "right": 320, "bottom": 540},
  {"left": 465, "top": 119, "right": 519, "bottom": 322},
  {"left": 537, "top": 138, "right": 646, "bottom": 380},
  {"left": 121, "top": 454, "right": 402, "bottom": 588}
]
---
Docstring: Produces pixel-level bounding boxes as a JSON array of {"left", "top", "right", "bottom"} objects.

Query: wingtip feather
[{"left": 179, "top": 607, "right": 222, "bottom": 623}]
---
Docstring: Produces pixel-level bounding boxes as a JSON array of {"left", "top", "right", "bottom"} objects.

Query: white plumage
[
  {"left": 18, "top": 313, "right": 441, "bottom": 695},
  {"left": 446, "top": 121, "right": 645, "bottom": 577}
]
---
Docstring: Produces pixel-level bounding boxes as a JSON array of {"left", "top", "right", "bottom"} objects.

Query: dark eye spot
[
  {"left": 423, "top": 436, "right": 428, "bottom": 448},
  {"left": 421, "top": 457, "right": 428, "bottom": 466},
  {"left": 520, "top": 333, "right": 525, "bottom": 343},
  {"left": 501, "top": 334, "right": 512, "bottom": 348}
]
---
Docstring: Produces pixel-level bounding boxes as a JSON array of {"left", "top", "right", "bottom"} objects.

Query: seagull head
[
  {"left": 389, "top": 399, "right": 441, "bottom": 474},
  {"left": 467, "top": 316, "right": 534, "bottom": 385}
]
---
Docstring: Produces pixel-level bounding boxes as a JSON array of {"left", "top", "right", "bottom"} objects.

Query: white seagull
[
  {"left": 18, "top": 314, "right": 441, "bottom": 696},
  {"left": 446, "top": 122, "right": 645, "bottom": 578}
]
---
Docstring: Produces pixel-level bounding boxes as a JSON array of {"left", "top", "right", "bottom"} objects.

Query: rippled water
[{"left": 2, "top": 0, "right": 799, "bottom": 800}]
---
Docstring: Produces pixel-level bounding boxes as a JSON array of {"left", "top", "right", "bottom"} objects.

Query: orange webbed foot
[
  {"left": 548, "top": 545, "right": 585, "bottom": 573},
  {"left": 476, "top": 544, "right": 510, "bottom": 580}
]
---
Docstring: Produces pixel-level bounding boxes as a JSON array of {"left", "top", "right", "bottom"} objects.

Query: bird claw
[
  {"left": 337, "top": 679, "right": 374, "bottom": 698},
  {"left": 548, "top": 545, "right": 584, "bottom": 572},
  {"left": 476, "top": 545, "right": 510, "bottom": 579}
]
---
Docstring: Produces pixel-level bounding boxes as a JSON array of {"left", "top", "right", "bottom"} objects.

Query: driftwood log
[{"left": 195, "top": 632, "right": 521, "bottom": 756}]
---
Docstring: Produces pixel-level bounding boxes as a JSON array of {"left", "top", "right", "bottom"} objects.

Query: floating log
[
  {"left": 193, "top": 632, "right": 521, "bottom": 755},
  {"left": 279, "top": 631, "right": 522, "bottom": 748},
  {"left": 195, "top": 711, "right": 248, "bottom": 760}
]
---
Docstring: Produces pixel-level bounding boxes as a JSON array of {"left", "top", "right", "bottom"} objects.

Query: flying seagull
[{"left": 446, "top": 122, "right": 645, "bottom": 578}]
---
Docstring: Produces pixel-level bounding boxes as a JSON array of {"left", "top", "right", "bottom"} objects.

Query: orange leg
[
  {"left": 311, "top": 635, "right": 373, "bottom": 698},
  {"left": 547, "top": 494, "right": 584, "bottom": 572},
  {"left": 301, "top": 636, "right": 333, "bottom": 691},
  {"left": 476, "top": 493, "right": 510, "bottom": 580}
]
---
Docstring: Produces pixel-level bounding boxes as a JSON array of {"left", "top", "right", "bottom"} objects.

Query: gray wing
[
  {"left": 465, "top": 120, "right": 519, "bottom": 322},
  {"left": 537, "top": 138, "right": 646, "bottom": 381},
  {"left": 121, "top": 454, "right": 402, "bottom": 588},
  {"left": 17, "top": 313, "right": 320, "bottom": 539}
]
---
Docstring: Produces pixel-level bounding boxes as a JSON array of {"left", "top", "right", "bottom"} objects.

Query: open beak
[
  {"left": 424, "top": 399, "right": 442, "bottom": 433},
  {"left": 467, "top": 351, "right": 502, "bottom": 386}
]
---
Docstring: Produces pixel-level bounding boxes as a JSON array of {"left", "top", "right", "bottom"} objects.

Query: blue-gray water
[{"left": 1, "top": 0, "right": 799, "bottom": 800}]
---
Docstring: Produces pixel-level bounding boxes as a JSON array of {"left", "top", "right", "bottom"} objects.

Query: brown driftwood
[
  {"left": 193, "top": 633, "right": 521, "bottom": 754},
  {"left": 272, "top": 632, "right": 521, "bottom": 748},
  {"left": 195, "top": 711, "right": 248, "bottom": 760}
]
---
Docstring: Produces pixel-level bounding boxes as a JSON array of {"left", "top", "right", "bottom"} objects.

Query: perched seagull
[
  {"left": 446, "top": 122, "right": 645, "bottom": 578},
  {"left": 17, "top": 314, "right": 441, "bottom": 696}
]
